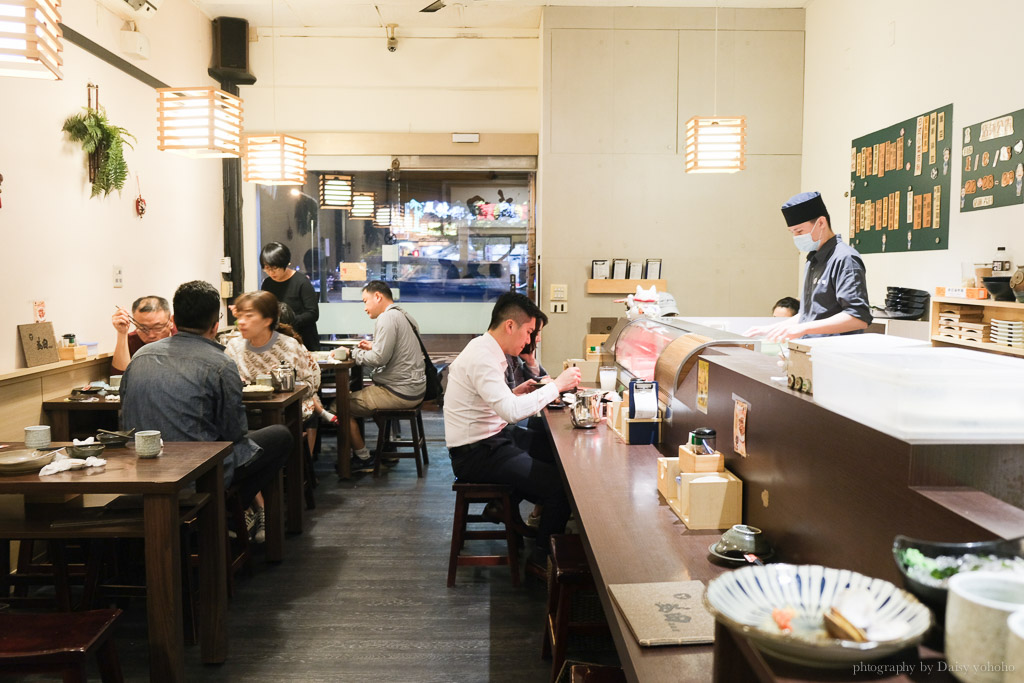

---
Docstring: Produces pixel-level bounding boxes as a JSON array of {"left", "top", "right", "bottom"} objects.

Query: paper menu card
[{"left": 608, "top": 580, "right": 716, "bottom": 647}]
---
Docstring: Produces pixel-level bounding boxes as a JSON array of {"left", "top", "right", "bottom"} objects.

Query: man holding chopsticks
[{"left": 111, "top": 296, "right": 176, "bottom": 372}]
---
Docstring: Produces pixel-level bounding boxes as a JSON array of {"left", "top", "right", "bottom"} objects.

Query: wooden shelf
[
  {"left": 931, "top": 335, "right": 1024, "bottom": 358},
  {"left": 586, "top": 278, "right": 667, "bottom": 295},
  {"left": 932, "top": 296, "right": 1024, "bottom": 309}
]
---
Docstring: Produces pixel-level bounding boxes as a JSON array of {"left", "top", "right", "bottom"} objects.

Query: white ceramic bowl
[{"left": 704, "top": 564, "right": 931, "bottom": 668}]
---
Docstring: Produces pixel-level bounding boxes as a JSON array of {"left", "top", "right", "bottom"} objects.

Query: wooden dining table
[
  {"left": 45, "top": 386, "right": 310, "bottom": 538},
  {"left": 316, "top": 359, "right": 355, "bottom": 479},
  {"left": 0, "top": 441, "right": 231, "bottom": 683}
]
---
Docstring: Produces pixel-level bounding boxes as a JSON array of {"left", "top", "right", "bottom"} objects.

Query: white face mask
[{"left": 792, "top": 221, "right": 820, "bottom": 252}]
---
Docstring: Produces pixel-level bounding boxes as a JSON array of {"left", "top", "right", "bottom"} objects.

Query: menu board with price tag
[
  {"left": 960, "top": 108, "right": 1024, "bottom": 212},
  {"left": 849, "top": 104, "right": 952, "bottom": 254},
  {"left": 18, "top": 322, "right": 59, "bottom": 367}
]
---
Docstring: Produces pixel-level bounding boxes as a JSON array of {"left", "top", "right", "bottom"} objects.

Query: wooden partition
[{"left": 0, "top": 354, "right": 113, "bottom": 440}]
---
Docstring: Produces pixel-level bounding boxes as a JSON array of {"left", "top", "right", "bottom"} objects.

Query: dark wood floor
[{"left": 7, "top": 412, "right": 617, "bottom": 682}]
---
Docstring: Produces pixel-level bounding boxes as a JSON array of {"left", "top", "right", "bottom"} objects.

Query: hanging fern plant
[{"left": 62, "top": 106, "right": 135, "bottom": 198}]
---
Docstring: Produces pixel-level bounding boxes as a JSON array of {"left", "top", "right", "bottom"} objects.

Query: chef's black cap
[{"left": 781, "top": 191, "right": 830, "bottom": 227}]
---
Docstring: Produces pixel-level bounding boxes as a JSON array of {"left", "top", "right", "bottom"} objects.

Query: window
[{"left": 255, "top": 170, "right": 535, "bottom": 303}]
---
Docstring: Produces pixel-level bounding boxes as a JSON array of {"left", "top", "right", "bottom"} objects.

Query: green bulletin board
[
  {"left": 960, "top": 109, "right": 1024, "bottom": 212},
  {"left": 849, "top": 104, "right": 952, "bottom": 254}
]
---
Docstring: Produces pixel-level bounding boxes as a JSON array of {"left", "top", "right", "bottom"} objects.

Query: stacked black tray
[{"left": 872, "top": 286, "right": 929, "bottom": 320}]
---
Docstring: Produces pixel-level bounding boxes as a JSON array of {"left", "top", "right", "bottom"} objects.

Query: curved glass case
[{"left": 610, "top": 317, "right": 758, "bottom": 403}]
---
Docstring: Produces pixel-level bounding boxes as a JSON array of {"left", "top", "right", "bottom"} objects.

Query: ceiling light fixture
[
  {"left": 684, "top": 6, "right": 746, "bottom": 174},
  {"left": 350, "top": 191, "right": 375, "bottom": 219},
  {"left": 156, "top": 87, "right": 243, "bottom": 158},
  {"left": 319, "top": 174, "right": 353, "bottom": 209},
  {"left": 0, "top": 0, "right": 62, "bottom": 80},
  {"left": 243, "top": 0, "right": 305, "bottom": 185}
]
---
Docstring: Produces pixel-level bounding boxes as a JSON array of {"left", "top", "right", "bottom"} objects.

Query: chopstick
[{"left": 114, "top": 305, "right": 144, "bottom": 330}]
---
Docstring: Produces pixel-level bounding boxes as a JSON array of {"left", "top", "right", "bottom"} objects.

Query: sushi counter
[{"left": 555, "top": 316, "right": 1024, "bottom": 682}]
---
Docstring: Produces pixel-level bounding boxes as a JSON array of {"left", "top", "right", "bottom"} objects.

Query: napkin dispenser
[{"left": 628, "top": 379, "right": 659, "bottom": 420}]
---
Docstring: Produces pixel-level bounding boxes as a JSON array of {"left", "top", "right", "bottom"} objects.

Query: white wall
[
  {"left": 241, "top": 30, "right": 540, "bottom": 134},
  {"left": 803, "top": 0, "right": 1024, "bottom": 305},
  {"left": 539, "top": 7, "right": 805, "bottom": 366},
  {"left": 0, "top": 0, "right": 224, "bottom": 372}
]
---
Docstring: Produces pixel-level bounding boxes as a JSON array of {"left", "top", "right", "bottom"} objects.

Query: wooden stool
[
  {"left": 542, "top": 534, "right": 609, "bottom": 683},
  {"left": 569, "top": 664, "right": 626, "bottom": 683},
  {"left": 0, "top": 608, "right": 125, "bottom": 682},
  {"left": 373, "top": 406, "right": 428, "bottom": 478},
  {"left": 447, "top": 483, "right": 520, "bottom": 587}
]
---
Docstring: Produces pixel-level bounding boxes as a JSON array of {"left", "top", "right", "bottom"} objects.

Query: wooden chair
[
  {"left": 372, "top": 406, "right": 428, "bottom": 478},
  {"left": 0, "top": 608, "right": 125, "bottom": 682},
  {"left": 447, "top": 482, "right": 520, "bottom": 587},
  {"left": 542, "top": 534, "right": 610, "bottom": 683}
]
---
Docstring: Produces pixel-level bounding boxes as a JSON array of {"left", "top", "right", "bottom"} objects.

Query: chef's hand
[
  {"left": 358, "top": 340, "right": 372, "bottom": 351},
  {"left": 554, "top": 366, "right": 582, "bottom": 393},
  {"left": 746, "top": 319, "right": 808, "bottom": 342},
  {"left": 513, "top": 379, "right": 540, "bottom": 395},
  {"left": 112, "top": 308, "right": 131, "bottom": 335}
]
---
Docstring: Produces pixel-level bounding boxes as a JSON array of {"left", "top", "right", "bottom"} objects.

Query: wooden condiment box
[
  {"left": 656, "top": 457, "right": 680, "bottom": 503},
  {"left": 671, "top": 469, "right": 742, "bottom": 531},
  {"left": 678, "top": 443, "right": 724, "bottom": 473},
  {"left": 58, "top": 346, "right": 88, "bottom": 361}
]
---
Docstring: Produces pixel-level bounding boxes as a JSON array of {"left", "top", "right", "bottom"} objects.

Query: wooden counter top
[{"left": 545, "top": 408, "right": 727, "bottom": 683}]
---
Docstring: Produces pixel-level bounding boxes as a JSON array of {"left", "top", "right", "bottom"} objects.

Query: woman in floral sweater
[{"left": 226, "top": 291, "right": 322, "bottom": 420}]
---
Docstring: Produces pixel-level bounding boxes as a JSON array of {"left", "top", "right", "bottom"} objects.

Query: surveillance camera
[{"left": 387, "top": 36, "right": 397, "bottom": 52}]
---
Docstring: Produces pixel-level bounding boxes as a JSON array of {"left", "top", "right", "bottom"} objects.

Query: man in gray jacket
[{"left": 336, "top": 280, "right": 426, "bottom": 472}]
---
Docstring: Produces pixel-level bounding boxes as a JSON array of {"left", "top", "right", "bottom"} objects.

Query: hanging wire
[
  {"left": 271, "top": 0, "right": 277, "bottom": 133},
  {"left": 713, "top": 4, "right": 718, "bottom": 116}
]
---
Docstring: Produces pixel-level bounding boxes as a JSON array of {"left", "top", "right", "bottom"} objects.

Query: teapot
[
  {"left": 570, "top": 389, "right": 604, "bottom": 429},
  {"left": 271, "top": 362, "right": 295, "bottom": 392}
]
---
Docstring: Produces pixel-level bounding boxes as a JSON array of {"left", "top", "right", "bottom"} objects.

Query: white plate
[
  {"left": 704, "top": 564, "right": 930, "bottom": 668},
  {"left": 0, "top": 448, "right": 57, "bottom": 475}
]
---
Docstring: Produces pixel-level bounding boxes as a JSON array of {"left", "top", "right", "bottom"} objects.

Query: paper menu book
[{"left": 608, "top": 580, "right": 716, "bottom": 647}]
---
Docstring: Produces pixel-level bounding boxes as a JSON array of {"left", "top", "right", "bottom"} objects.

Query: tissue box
[
  {"left": 657, "top": 457, "right": 680, "bottom": 503},
  {"left": 674, "top": 469, "right": 742, "bottom": 530},
  {"left": 678, "top": 444, "right": 724, "bottom": 473}
]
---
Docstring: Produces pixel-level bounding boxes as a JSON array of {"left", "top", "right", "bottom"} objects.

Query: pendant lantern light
[
  {"left": 0, "top": 0, "right": 62, "bottom": 80},
  {"left": 242, "top": 1, "right": 306, "bottom": 185},
  {"left": 156, "top": 87, "right": 243, "bottom": 158},
  {"left": 684, "top": 6, "right": 746, "bottom": 174},
  {"left": 350, "top": 191, "right": 375, "bottom": 219},
  {"left": 243, "top": 134, "right": 306, "bottom": 185},
  {"left": 318, "top": 173, "right": 353, "bottom": 209}
]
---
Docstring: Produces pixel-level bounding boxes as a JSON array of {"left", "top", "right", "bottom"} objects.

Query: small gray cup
[
  {"left": 24, "top": 425, "right": 51, "bottom": 449},
  {"left": 135, "top": 430, "right": 162, "bottom": 458}
]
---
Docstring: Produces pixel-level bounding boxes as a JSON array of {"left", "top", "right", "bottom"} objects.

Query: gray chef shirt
[{"left": 799, "top": 235, "right": 872, "bottom": 337}]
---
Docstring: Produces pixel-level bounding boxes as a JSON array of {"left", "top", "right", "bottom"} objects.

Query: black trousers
[
  {"left": 450, "top": 424, "right": 569, "bottom": 556},
  {"left": 233, "top": 425, "right": 291, "bottom": 509}
]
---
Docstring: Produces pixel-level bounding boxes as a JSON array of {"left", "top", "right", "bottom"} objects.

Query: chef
[{"left": 747, "top": 191, "right": 871, "bottom": 341}]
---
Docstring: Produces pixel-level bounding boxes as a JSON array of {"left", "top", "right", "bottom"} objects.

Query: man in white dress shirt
[{"left": 444, "top": 293, "right": 582, "bottom": 563}]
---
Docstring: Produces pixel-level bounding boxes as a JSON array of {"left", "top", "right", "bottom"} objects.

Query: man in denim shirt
[{"left": 121, "top": 280, "right": 290, "bottom": 508}]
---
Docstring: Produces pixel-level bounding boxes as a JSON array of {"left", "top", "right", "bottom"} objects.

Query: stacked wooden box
[
  {"left": 936, "top": 304, "right": 987, "bottom": 342},
  {"left": 657, "top": 445, "right": 742, "bottom": 530}
]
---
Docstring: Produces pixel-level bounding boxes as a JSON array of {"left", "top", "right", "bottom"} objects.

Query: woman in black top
[{"left": 259, "top": 242, "right": 320, "bottom": 351}]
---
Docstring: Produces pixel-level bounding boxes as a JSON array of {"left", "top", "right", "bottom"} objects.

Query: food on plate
[{"left": 899, "top": 547, "right": 1024, "bottom": 587}]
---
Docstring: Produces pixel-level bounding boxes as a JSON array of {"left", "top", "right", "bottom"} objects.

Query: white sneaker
[{"left": 251, "top": 506, "right": 265, "bottom": 544}]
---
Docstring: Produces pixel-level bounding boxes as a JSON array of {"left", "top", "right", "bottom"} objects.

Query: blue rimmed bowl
[{"left": 704, "top": 563, "right": 931, "bottom": 668}]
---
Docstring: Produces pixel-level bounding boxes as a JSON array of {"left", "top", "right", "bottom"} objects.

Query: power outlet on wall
[
  {"left": 113, "top": 266, "right": 123, "bottom": 288},
  {"left": 550, "top": 301, "right": 567, "bottom": 314}
]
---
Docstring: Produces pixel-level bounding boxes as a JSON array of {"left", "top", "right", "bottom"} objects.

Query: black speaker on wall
[{"left": 209, "top": 17, "right": 256, "bottom": 85}]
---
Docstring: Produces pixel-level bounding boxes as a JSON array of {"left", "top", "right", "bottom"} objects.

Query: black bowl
[
  {"left": 982, "top": 276, "right": 1015, "bottom": 301},
  {"left": 892, "top": 534, "right": 1024, "bottom": 614},
  {"left": 96, "top": 433, "right": 129, "bottom": 448}
]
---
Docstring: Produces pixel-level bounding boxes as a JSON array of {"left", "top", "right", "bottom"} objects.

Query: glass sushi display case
[{"left": 608, "top": 317, "right": 759, "bottom": 404}]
